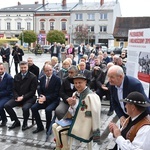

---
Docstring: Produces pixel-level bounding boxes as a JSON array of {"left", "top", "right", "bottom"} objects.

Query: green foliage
[
  {"left": 19, "top": 30, "right": 37, "bottom": 45},
  {"left": 46, "top": 30, "right": 65, "bottom": 44}
]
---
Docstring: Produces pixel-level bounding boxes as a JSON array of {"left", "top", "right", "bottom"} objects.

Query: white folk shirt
[{"left": 116, "top": 125, "right": 150, "bottom": 150}]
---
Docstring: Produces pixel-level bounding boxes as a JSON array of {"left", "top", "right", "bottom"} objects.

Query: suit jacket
[
  {"left": 110, "top": 75, "right": 149, "bottom": 118},
  {"left": 13, "top": 71, "right": 37, "bottom": 103},
  {"left": 51, "top": 45, "right": 59, "bottom": 57},
  {"left": 39, "top": 74, "right": 61, "bottom": 105},
  {"left": 59, "top": 76, "right": 76, "bottom": 104},
  {"left": 28, "top": 64, "right": 39, "bottom": 79},
  {"left": 12, "top": 46, "right": 24, "bottom": 62},
  {"left": 0, "top": 73, "right": 13, "bottom": 100},
  {"left": 0, "top": 47, "right": 10, "bottom": 63}
]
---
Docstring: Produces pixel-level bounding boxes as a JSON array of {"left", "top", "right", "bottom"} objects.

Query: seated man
[
  {"left": 4, "top": 61, "right": 37, "bottom": 130},
  {"left": 55, "top": 65, "right": 78, "bottom": 120},
  {"left": 31, "top": 64, "right": 61, "bottom": 134},
  {"left": 52, "top": 74, "right": 101, "bottom": 150},
  {"left": 0, "top": 62, "right": 13, "bottom": 126},
  {"left": 109, "top": 91, "right": 150, "bottom": 150}
]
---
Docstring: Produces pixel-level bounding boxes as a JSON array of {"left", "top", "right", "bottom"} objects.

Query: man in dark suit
[
  {"left": 0, "top": 62, "right": 13, "bottom": 127},
  {"left": 107, "top": 65, "right": 150, "bottom": 126},
  {"left": 78, "top": 61, "right": 91, "bottom": 86},
  {"left": 12, "top": 43, "right": 24, "bottom": 74},
  {"left": 96, "top": 62, "right": 114, "bottom": 116},
  {"left": 50, "top": 42, "right": 59, "bottom": 58},
  {"left": 0, "top": 43, "right": 10, "bottom": 64},
  {"left": 4, "top": 61, "right": 37, "bottom": 130},
  {"left": 78, "top": 43, "right": 85, "bottom": 63},
  {"left": 27, "top": 57, "right": 39, "bottom": 79},
  {"left": 55, "top": 65, "right": 78, "bottom": 120},
  {"left": 31, "top": 64, "right": 61, "bottom": 133}
]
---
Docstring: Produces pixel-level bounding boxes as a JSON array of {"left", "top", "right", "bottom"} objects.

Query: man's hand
[
  {"left": 38, "top": 95, "right": 46, "bottom": 104},
  {"left": 109, "top": 122, "right": 121, "bottom": 138},
  {"left": 15, "top": 96, "right": 23, "bottom": 102},
  {"left": 67, "top": 96, "right": 76, "bottom": 106},
  {"left": 120, "top": 116, "right": 126, "bottom": 126},
  {"left": 101, "top": 84, "right": 108, "bottom": 90}
]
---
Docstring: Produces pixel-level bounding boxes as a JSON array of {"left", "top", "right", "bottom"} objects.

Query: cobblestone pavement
[{"left": 0, "top": 53, "right": 118, "bottom": 150}]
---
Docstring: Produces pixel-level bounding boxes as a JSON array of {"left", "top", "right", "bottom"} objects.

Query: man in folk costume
[
  {"left": 52, "top": 74, "right": 101, "bottom": 150},
  {"left": 109, "top": 91, "right": 150, "bottom": 150}
]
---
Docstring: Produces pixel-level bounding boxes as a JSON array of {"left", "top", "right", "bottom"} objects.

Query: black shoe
[
  {"left": 0, "top": 120, "right": 7, "bottom": 127},
  {"left": 22, "top": 124, "right": 29, "bottom": 131},
  {"left": 8, "top": 121, "right": 20, "bottom": 129},
  {"left": 32, "top": 127, "right": 44, "bottom": 134},
  {"left": 107, "top": 111, "right": 114, "bottom": 116}
]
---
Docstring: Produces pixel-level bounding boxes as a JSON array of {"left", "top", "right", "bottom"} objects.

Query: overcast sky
[{"left": 0, "top": 0, "right": 150, "bottom": 17}]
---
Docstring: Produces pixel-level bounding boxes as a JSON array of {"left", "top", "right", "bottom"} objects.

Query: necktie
[
  {"left": 0, "top": 76, "right": 2, "bottom": 82},
  {"left": 22, "top": 74, "right": 25, "bottom": 79},
  {"left": 45, "top": 77, "right": 50, "bottom": 88}
]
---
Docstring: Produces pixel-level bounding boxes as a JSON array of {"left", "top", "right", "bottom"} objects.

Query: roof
[
  {"left": 37, "top": 3, "right": 78, "bottom": 12},
  {"left": 113, "top": 17, "right": 150, "bottom": 38},
  {"left": 0, "top": 4, "right": 42, "bottom": 12},
  {"left": 72, "top": 1, "right": 116, "bottom": 11}
]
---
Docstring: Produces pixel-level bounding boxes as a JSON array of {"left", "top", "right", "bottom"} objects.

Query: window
[
  {"left": 61, "top": 22, "right": 66, "bottom": 30},
  {"left": 40, "top": 22, "right": 45, "bottom": 30},
  {"left": 17, "top": 22, "right": 21, "bottom": 30},
  {"left": 100, "top": 26, "right": 107, "bottom": 32},
  {"left": 76, "top": 26, "right": 82, "bottom": 32},
  {"left": 88, "top": 14, "right": 95, "bottom": 20},
  {"left": 100, "top": 13, "right": 107, "bottom": 20},
  {"left": 7, "top": 22, "right": 11, "bottom": 30},
  {"left": 50, "top": 22, "right": 54, "bottom": 30},
  {"left": 88, "top": 26, "right": 94, "bottom": 32},
  {"left": 27, "top": 22, "right": 31, "bottom": 30},
  {"left": 76, "top": 14, "right": 83, "bottom": 20}
]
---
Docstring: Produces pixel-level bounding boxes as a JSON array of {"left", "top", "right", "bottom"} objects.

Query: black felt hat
[
  {"left": 120, "top": 91, "right": 150, "bottom": 107},
  {"left": 69, "top": 74, "right": 88, "bottom": 83}
]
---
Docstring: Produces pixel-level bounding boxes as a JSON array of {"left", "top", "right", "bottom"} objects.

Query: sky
[{"left": 0, "top": 0, "right": 150, "bottom": 17}]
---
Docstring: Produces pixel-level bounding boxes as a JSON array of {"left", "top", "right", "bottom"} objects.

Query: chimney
[
  {"left": 62, "top": 0, "right": 66, "bottom": 6},
  {"left": 79, "top": 0, "right": 83, "bottom": 4},
  {"left": 43, "top": 0, "right": 45, "bottom": 6},
  {"left": 18, "top": 2, "right": 21, "bottom": 5},
  {"left": 100, "top": 0, "right": 104, "bottom": 6},
  {"left": 35, "top": 1, "right": 39, "bottom": 4}
]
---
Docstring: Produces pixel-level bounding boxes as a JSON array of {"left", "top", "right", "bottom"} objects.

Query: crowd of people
[{"left": 0, "top": 42, "right": 150, "bottom": 150}]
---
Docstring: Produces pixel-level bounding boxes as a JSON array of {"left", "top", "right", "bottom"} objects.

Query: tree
[
  {"left": 19, "top": 30, "right": 37, "bottom": 49},
  {"left": 73, "top": 25, "right": 88, "bottom": 43},
  {"left": 46, "top": 30, "right": 65, "bottom": 44}
]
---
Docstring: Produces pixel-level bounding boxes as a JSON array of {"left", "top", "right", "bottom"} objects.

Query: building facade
[{"left": 0, "top": 0, "right": 121, "bottom": 47}]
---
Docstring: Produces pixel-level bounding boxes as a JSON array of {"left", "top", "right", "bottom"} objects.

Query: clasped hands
[
  {"left": 109, "top": 122, "right": 121, "bottom": 138},
  {"left": 38, "top": 94, "right": 46, "bottom": 104}
]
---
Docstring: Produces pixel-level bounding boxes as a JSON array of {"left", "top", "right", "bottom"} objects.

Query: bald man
[{"left": 107, "top": 65, "right": 150, "bottom": 126}]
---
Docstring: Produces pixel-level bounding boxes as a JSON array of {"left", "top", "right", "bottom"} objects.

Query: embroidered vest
[{"left": 123, "top": 115, "right": 150, "bottom": 142}]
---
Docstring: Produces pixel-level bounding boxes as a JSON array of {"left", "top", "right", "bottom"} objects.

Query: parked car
[
  {"left": 113, "top": 47, "right": 123, "bottom": 55},
  {"left": 42, "top": 45, "right": 51, "bottom": 53},
  {"left": 101, "top": 46, "right": 108, "bottom": 52},
  {"left": 107, "top": 46, "right": 116, "bottom": 54}
]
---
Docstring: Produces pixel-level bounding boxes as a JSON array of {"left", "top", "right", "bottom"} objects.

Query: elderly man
[
  {"left": 52, "top": 74, "right": 101, "bottom": 150},
  {"left": 109, "top": 91, "right": 150, "bottom": 150},
  {"left": 107, "top": 65, "right": 150, "bottom": 126},
  {"left": 31, "top": 64, "right": 61, "bottom": 134},
  {"left": 55, "top": 65, "right": 78, "bottom": 120},
  {"left": 4, "top": 61, "right": 37, "bottom": 130}
]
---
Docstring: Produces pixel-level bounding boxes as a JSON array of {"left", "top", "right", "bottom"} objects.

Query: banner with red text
[{"left": 126, "top": 28, "right": 150, "bottom": 97}]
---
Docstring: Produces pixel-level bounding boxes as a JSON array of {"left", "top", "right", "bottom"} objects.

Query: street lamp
[
  {"left": 69, "top": 25, "right": 72, "bottom": 43},
  {"left": 21, "top": 28, "right": 24, "bottom": 46},
  {"left": 88, "top": 27, "right": 91, "bottom": 44}
]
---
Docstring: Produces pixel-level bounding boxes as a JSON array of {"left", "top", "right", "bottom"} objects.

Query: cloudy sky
[{"left": 0, "top": 0, "right": 150, "bottom": 17}]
